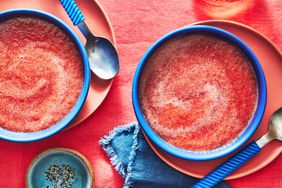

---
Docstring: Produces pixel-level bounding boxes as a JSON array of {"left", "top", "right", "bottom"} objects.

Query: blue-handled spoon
[
  {"left": 192, "top": 107, "right": 282, "bottom": 188},
  {"left": 60, "top": 0, "right": 119, "bottom": 80}
]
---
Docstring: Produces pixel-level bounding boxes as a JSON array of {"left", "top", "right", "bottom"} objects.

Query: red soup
[
  {"left": 139, "top": 34, "right": 258, "bottom": 151},
  {"left": 0, "top": 17, "right": 83, "bottom": 132}
]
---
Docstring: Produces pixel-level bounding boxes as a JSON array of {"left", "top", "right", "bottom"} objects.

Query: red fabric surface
[{"left": 0, "top": 0, "right": 281, "bottom": 187}]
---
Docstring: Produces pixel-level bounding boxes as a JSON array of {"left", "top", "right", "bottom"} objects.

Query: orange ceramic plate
[
  {"left": 0, "top": 0, "right": 116, "bottom": 129},
  {"left": 145, "top": 20, "right": 282, "bottom": 180}
]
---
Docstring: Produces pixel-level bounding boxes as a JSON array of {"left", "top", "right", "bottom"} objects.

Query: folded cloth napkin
[{"left": 99, "top": 122, "right": 231, "bottom": 188}]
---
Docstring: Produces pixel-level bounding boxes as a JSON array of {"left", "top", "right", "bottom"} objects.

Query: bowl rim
[
  {"left": 0, "top": 9, "right": 90, "bottom": 142},
  {"left": 132, "top": 25, "right": 267, "bottom": 161},
  {"left": 26, "top": 147, "right": 94, "bottom": 188}
]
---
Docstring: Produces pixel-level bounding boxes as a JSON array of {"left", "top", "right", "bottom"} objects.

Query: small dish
[
  {"left": 26, "top": 148, "right": 93, "bottom": 188},
  {"left": 132, "top": 25, "right": 267, "bottom": 161}
]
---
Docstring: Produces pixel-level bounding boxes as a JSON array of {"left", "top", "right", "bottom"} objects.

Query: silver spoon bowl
[
  {"left": 257, "top": 107, "right": 282, "bottom": 147},
  {"left": 78, "top": 22, "right": 119, "bottom": 80},
  {"left": 60, "top": 0, "right": 119, "bottom": 80}
]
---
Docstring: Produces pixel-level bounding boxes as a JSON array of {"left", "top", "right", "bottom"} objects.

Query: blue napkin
[{"left": 99, "top": 122, "right": 231, "bottom": 188}]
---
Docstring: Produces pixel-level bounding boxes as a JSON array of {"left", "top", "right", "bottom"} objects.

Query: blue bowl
[
  {"left": 27, "top": 148, "right": 93, "bottom": 188},
  {"left": 132, "top": 26, "right": 267, "bottom": 161},
  {"left": 0, "top": 9, "right": 90, "bottom": 142}
]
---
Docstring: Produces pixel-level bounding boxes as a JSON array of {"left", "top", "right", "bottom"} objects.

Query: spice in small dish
[
  {"left": 27, "top": 148, "right": 93, "bottom": 188},
  {"left": 45, "top": 164, "right": 75, "bottom": 188}
]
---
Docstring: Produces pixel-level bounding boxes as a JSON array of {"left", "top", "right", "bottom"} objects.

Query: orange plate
[
  {"left": 0, "top": 0, "right": 116, "bottom": 129},
  {"left": 145, "top": 20, "right": 282, "bottom": 180}
]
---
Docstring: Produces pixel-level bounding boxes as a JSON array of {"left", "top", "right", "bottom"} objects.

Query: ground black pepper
[{"left": 45, "top": 164, "right": 75, "bottom": 188}]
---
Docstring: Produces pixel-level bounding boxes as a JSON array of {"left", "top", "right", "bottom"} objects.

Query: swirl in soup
[
  {"left": 0, "top": 17, "right": 83, "bottom": 132},
  {"left": 139, "top": 34, "right": 258, "bottom": 151}
]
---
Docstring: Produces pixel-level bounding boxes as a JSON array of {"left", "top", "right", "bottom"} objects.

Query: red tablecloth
[{"left": 0, "top": 0, "right": 281, "bottom": 187}]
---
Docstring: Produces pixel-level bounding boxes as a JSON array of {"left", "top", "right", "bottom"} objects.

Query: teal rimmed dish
[{"left": 27, "top": 148, "right": 93, "bottom": 188}]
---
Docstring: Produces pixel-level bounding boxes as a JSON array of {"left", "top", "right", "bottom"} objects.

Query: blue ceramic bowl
[
  {"left": 132, "top": 26, "right": 267, "bottom": 161},
  {"left": 27, "top": 148, "right": 93, "bottom": 188},
  {"left": 0, "top": 9, "right": 90, "bottom": 142}
]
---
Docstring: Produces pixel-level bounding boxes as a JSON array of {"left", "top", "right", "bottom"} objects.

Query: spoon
[
  {"left": 192, "top": 107, "right": 282, "bottom": 188},
  {"left": 60, "top": 0, "right": 119, "bottom": 80}
]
